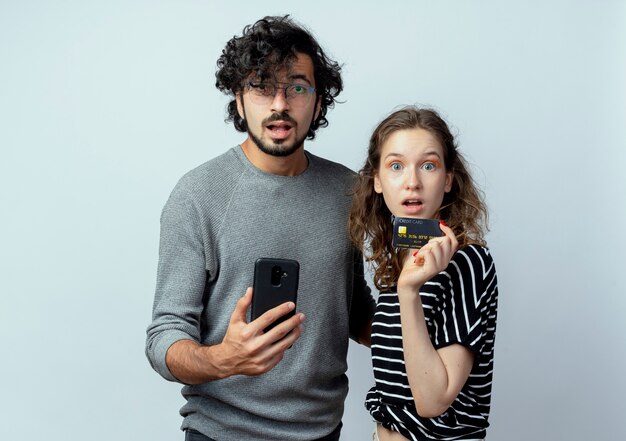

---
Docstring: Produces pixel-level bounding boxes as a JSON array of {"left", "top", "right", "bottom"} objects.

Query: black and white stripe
[{"left": 366, "top": 245, "right": 499, "bottom": 440}]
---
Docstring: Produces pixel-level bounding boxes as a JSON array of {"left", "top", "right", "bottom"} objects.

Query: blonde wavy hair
[{"left": 348, "top": 107, "right": 488, "bottom": 291}]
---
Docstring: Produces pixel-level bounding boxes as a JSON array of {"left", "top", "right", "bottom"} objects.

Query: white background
[{"left": 1, "top": 1, "right": 625, "bottom": 440}]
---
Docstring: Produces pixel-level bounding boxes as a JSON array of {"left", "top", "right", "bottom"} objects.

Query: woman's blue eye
[
  {"left": 421, "top": 162, "right": 436, "bottom": 171},
  {"left": 391, "top": 163, "right": 403, "bottom": 171}
]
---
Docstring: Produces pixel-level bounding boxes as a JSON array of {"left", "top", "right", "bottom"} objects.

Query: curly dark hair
[
  {"left": 215, "top": 15, "right": 343, "bottom": 140},
  {"left": 349, "top": 107, "right": 489, "bottom": 291}
]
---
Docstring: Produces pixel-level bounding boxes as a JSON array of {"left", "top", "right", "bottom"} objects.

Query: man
[{"left": 146, "top": 15, "right": 375, "bottom": 441}]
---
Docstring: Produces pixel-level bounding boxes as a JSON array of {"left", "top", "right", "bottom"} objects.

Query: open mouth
[
  {"left": 403, "top": 199, "right": 423, "bottom": 208},
  {"left": 266, "top": 122, "right": 293, "bottom": 133}
]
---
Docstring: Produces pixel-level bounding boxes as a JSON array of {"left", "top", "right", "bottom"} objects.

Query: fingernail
[
  {"left": 440, "top": 220, "right": 447, "bottom": 227},
  {"left": 413, "top": 251, "right": 418, "bottom": 256}
]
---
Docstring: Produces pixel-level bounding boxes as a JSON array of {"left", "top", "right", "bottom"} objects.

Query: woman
[{"left": 349, "top": 107, "right": 498, "bottom": 441}]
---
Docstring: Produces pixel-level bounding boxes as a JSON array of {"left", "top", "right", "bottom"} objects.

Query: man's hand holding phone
[
  {"left": 217, "top": 287, "right": 305, "bottom": 378},
  {"left": 165, "top": 259, "right": 302, "bottom": 383}
]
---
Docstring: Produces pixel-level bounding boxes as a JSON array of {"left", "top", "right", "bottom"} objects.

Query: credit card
[{"left": 392, "top": 217, "right": 443, "bottom": 249}]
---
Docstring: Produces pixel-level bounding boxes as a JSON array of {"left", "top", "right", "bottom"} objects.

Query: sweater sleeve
[{"left": 145, "top": 180, "right": 210, "bottom": 382}]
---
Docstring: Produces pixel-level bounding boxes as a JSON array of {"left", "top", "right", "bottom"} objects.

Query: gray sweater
[{"left": 146, "top": 146, "right": 375, "bottom": 441}]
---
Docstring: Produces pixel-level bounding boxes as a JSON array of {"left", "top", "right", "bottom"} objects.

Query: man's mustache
[{"left": 263, "top": 112, "right": 297, "bottom": 125}]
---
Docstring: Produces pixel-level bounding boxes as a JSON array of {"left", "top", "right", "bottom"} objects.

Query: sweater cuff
[{"left": 148, "top": 330, "right": 195, "bottom": 383}]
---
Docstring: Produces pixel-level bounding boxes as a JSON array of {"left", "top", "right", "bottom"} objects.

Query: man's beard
[
  {"left": 248, "top": 128, "right": 306, "bottom": 157},
  {"left": 243, "top": 108, "right": 310, "bottom": 157}
]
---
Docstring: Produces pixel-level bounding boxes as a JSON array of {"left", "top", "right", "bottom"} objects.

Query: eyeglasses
[{"left": 245, "top": 81, "right": 316, "bottom": 107}]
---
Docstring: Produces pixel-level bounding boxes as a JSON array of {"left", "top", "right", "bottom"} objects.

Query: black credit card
[{"left": 392, "top": 217, "right": 443, "bottom": 249}]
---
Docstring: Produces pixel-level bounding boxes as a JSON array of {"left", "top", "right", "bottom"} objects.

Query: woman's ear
[
  {"left": 374, "top": 173, "right": 383, "bottom": 194},
  {"left": 445, "top": 172, "right": 453, "bottom": 193}
]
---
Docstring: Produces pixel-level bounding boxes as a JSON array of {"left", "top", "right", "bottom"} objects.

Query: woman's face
[{"left": 374, "top": 128, "right": 453, "bottom": 220}]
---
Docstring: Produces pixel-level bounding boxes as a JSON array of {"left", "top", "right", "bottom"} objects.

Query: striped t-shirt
[{"left": 366, "top": 244, "right": 499, "bottom": 440}]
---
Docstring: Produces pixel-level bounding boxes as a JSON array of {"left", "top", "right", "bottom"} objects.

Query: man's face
[{"left": 236, "top": 53, "right": 320, "bottom": 157}]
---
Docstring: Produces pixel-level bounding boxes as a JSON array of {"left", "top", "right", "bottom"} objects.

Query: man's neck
[{"left": 240, "top": 138, "right": 309, "bottom": 176}]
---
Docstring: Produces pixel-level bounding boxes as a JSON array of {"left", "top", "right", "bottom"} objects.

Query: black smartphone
[{"left": 251, "top": 258, "right": 299, "bottom": 332}]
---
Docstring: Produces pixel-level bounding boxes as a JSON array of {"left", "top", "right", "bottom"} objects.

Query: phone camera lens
[{"left": 270, "top": 266, "right": 282, "bottom": 286}]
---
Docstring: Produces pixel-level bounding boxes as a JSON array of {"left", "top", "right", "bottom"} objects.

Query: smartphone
[
  {"left": 251, "top": 258, "right": 299, "bottom": 332},
  {"left": 392, "top": 217, "right": 443, "bottom": 249}
]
